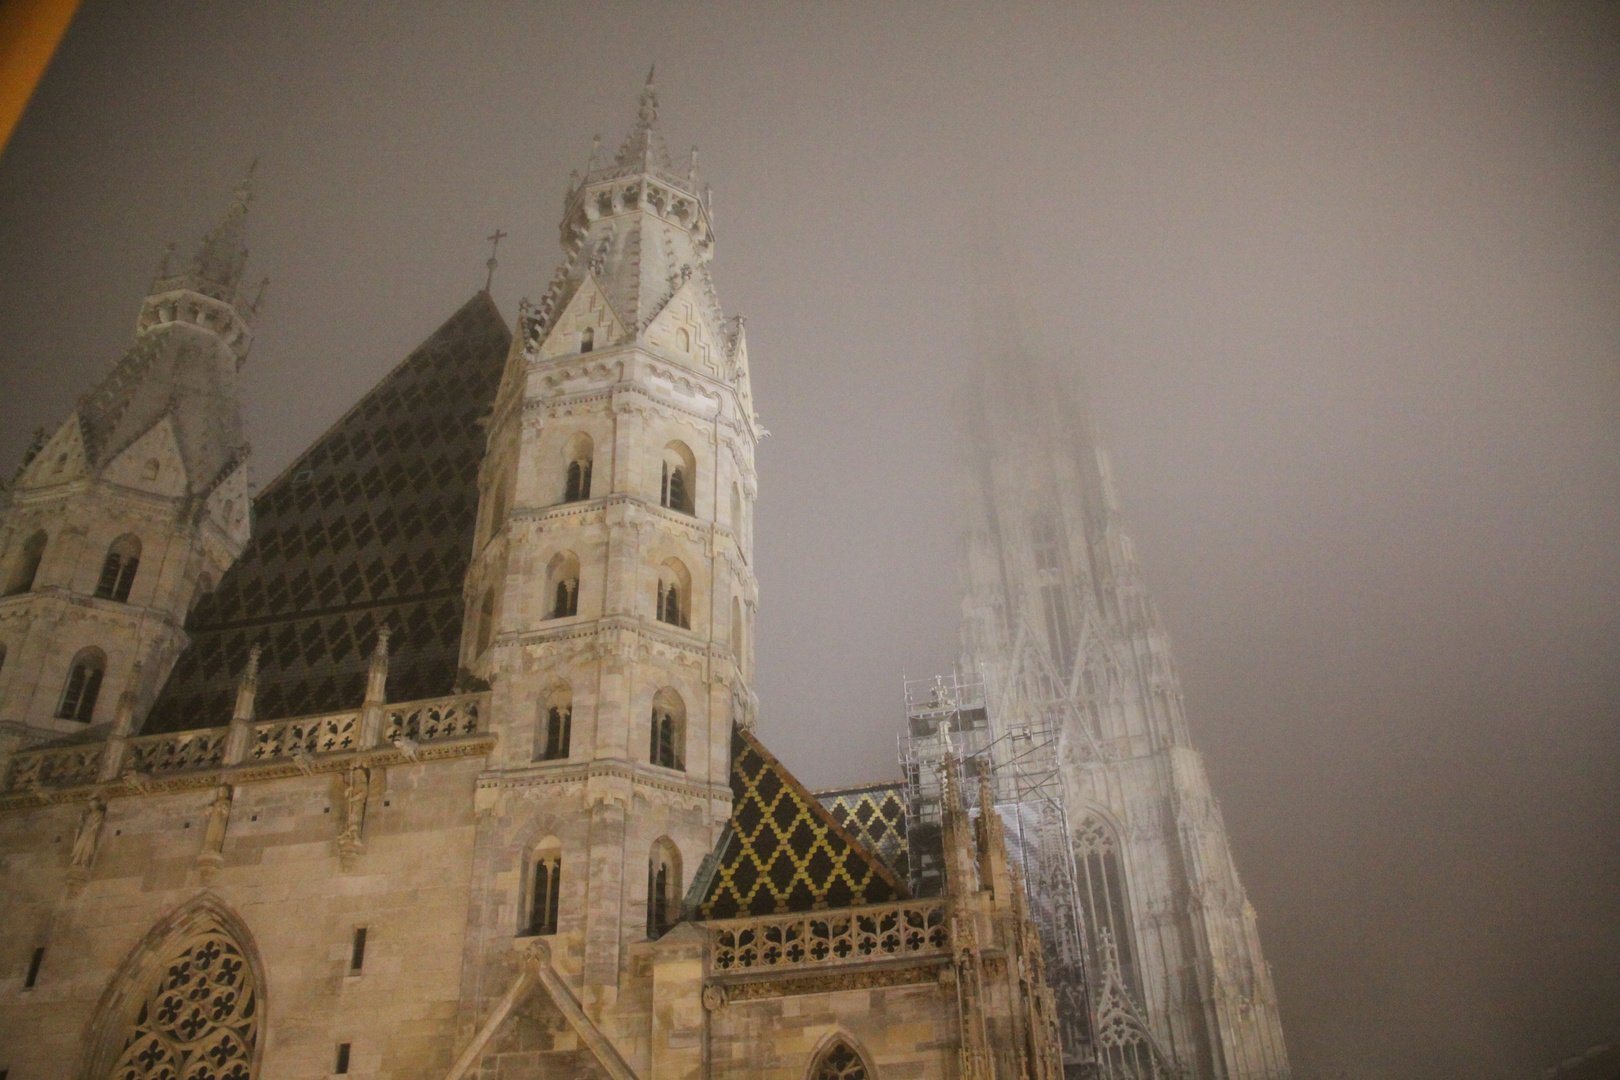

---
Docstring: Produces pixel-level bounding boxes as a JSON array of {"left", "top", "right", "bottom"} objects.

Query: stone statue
[
  {"left": 337, "top": 767, "right": 369, "bottom": 870},
  {"left": 197, "top": 785, "right": 232, "bottom": 884}
]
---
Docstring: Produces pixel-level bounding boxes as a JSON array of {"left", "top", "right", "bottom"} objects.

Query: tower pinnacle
[{"left": 191, "top": 160, "right": 256, "bottom": 292}]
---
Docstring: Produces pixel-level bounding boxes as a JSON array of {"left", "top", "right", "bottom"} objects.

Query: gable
[
  {"left": 17, "top": 416, "right": 89, "bottom": 490},
  {"left": 101, "top": 414, "right": 189, "bottom": 498},
  {"left": 643, "top": 279, "right": 724, "bottom": 378},
  {"left": 538, "top": 274, "right": 627, "bottom": 361},
  {"left": 692, "top": 727, "right": 907, "bottom": 921},
  {"left": 142, "top": 292, "right": 511, "bottom": 734},
  {"left": 202, "top": 461, "right": 251, "bottom": 547}
]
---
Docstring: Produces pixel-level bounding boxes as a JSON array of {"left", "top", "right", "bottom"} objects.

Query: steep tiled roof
[
  {"left": 142, "top": 292, "right": 510, "bottom": 733},
  {"left": 815, "top": 782, "right": 911, "bottom": 883},
  {"left": 692, "top": 728, "right": 907, "bottom": 920}
]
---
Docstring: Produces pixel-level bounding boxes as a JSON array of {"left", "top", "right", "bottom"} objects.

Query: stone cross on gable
[{"left": 485, "top": 229, "right": 507, "bottom": 292}]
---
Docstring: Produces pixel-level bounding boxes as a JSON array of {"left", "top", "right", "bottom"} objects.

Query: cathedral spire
[{"left": 190, "top": 160, "right": 256, "bottom": 292}]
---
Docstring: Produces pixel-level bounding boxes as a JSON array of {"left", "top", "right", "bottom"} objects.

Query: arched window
[
  {"left": 58, "top": 648, "right": 107, "bottom": 722},
  {"left": 490, "top": 478, "right": 508, "bottom": 538},
  {"left": 538, "top": 682, "right": 572, "bottom": 762},
  {"left": 100, "top": 912, "right": 261, "bottom": 1080},
  {"left": 730, "top": 596, "right": 743, "bottom": 659},
  {"left": 527, "top": 838, "right": 562, "bottom": 936},
  {"left": 6, "top": 529, "right": 46, "bottom": 595},
  {"left": 0, "top": 643, "right": 7, "bottom": 675},
  {"left": 730, "top": 481, "right": 742, "bottom": 533},
  {"left": 95, "top": 534, "right": 142, "bottom": 602},
  {"left": 476, "top": 588, "right": 496, "bottom": 656},
  {"left": 649, "top": 688, "right": 685, "bottom": 771},
  {"left": 580, "top": 326, "right": 594, "bottom": 353},
  {"left": 547, "top": 551, "right": 580, "bottom": 619},
  {"left": 659, "top": 441, "right": 696, "bottom": 515},
  {"left": 142, "top": 459, "right": 161, "bottom": 481},
  {"left": 1075, "top": 815, "right": 1140, "bottom": 997},
  {"left": 811, "top": 1039, "right": 869, "bottom": 1080},
  {"left": 646, "top": 838, "right": 683, "bottom": 939},
  {"left": 655, "top": 558, "right": 690, "bottom": 629},
  {"left": 677, "top": 328, "right": 690, "bottom": 353},
  {"left": 563, "top": 432, "right": 594, "bottom": 502}
]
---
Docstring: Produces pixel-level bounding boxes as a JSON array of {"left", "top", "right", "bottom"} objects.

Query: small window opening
[
  {"left": 649, "top": 689, "right": 685, "bottom": 771},
  {"left": 529, "top": 855, "right": 561, "bottom": 936},
  {"left": 24, "top": 947, "right": 44, "bottom": 989},
  {"left": 95, "top": 535, "right": 142, "bottom": 602},
  {"left": 476, "top": 588, "right": 495, "bottom": 656},
  {"left": 57, "top": 650, "right": 106, "bottom": 722},
  {"left": 580, "top": 327, "right": 594, "bottom": 353},
  {"left": 658, "top": 441, "right": 696, "bottom": 515},
  {"left": 6, "top": 530, "right": 46, "bottom": 595},
  {"left": 648, "top": 859, "right": 671, "bottom": 937},
  {"left": 334, "top": 1043, "right": 351, "bottom": 1075},
  {"left": 350, "top": 927, "right": 367, "bottom": 973},
  {"left": 142, "top": 459, "right": 160, "bottom": 481},
  {"left": 540, "top": 684, "right": 572, "bottom": 762}
]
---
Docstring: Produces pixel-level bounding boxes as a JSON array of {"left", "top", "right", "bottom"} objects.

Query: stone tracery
[{"left": 107, "top": 925, "right": 259, "bottom": 1080}]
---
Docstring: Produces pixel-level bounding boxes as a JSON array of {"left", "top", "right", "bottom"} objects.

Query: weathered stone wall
[{"left": 0, "top": 756, "right": 483, "bottom": 1080}]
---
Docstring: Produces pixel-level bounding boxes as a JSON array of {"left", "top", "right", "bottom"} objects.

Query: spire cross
[{"left": 484, "top": 229, "right": 507, "bottom": 292}]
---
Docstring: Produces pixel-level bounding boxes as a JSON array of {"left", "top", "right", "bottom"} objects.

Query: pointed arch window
[
  {"left": 95, "top": 534, "right": 143, "bottom": 602},
  {"left": 548, "top": 551, "right": 580, "bottom": 619},
  {"left": 660, "top": 441, "right": 696, "bottom": 515},
  {"left": 58, "top": 648, "right": 106, "bottom": 722},
  {"left": 528, "top": 840, "right": 562, "bottom": 936},
  {"left": 649, "top": 688, "right": 685, "bottom": 771},
  {"left": 563, "top": 432, "right": 594, "bottom": 502},
  {"left": 6, "top": 529, "right": 46, "bottom": 595},
  {"left": 811, "top": 1039, "right": 869, "bottom": 1080},
  {"left": 656, "top": 558, "right": 690, "bottom": 630},
  {"left": 1075, "top": 815, "right": 1141, "bottom": 999},
  {"left": 646, "top": 838, "right": 683, "bottom": 939},
  {"left": 105, "top": 920, "right": 260, "bottom": 1080},
  {"left": 539, "top": 683, "right": 572, "bottom": 762},
  {"left": 579, "top": 327, "right": 594, "bottom": 353}
]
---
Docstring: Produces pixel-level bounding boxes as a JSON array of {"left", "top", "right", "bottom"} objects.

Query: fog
[{"left": 1, "top": 3, "right": 1615, "bottom": 1077}]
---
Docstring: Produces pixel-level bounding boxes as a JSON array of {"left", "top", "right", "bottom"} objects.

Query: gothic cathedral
[{"left": 0, "top": 77, "right": 1284, "bottom": 1080}]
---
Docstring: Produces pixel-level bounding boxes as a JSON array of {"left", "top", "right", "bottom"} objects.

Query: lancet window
[
  {"left": 563, "top": 432, "right": 594, "bottom": 502},
  {"left": 1074, "top": 814, "right": 1140, "bottom": 997},
  {"left": 660, "top": 441, "right": 696, "bottom": 514},
  {"left": 649, "top": 688, "right": 685, "bottom": 771},
  {"left": 812, "top": 1040, "right": 869, "bottom": 1080},
  {"left": 95, "top": 534, "right": 142, "bottom": 602},
  {"left": 58, "top": 648, "right": 106, "bottom": 722},
  {"left": 528, "top": 843, "right": 562, "bottom": 936},
  {"left": 6, "top": 529, "right": 46, "bottom": 595},
  {"left": 106, "top": 923, "right": 259, "bottom": 1080},
  {"left": 656, "top": 558, "right": 690, "bottom": 629},
  {"left": 580, "top": 326, "right": 594, "bottom": 353},
  {"left": 548, "top": 551, "right": 580, "bottom": 619},
  {"left": 539, "top": 683, "right": 571, "bottom": 762},
  {"left": 476, "top": 588, "right": 496, "bottom": 656},
  {"left": 646, "top": 839, "right": 682, "bottom": 939}
]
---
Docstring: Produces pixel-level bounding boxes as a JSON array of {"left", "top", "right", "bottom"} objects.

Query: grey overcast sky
[{"left": 1, "top": 3, "right": 1616, "bottom": 1077}]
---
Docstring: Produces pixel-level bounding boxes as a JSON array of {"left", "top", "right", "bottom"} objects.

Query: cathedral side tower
[
  {"left": 0, "top": 176, "right": 258, "bottom": 747},
  {"left": 959, "top": 343, "right": 1290, "bottom": 1080},
  {"left": 458, "top": 72, "right": 759, "bottom": 1044}
]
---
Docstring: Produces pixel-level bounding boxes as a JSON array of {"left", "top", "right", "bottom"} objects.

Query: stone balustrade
[
  {"left": 1, "top": 692, "right": 492, "bottom": 794},
  {"left": 708, "top": 899, "right": 949, "bottom": 974}
]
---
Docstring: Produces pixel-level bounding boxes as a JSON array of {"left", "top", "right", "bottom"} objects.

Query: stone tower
[
  {"left": 456, "top": 69, "right": 759, "bottom": 1033},
  {"left": 958, "top": 340, "right": 1290, "bottom": 1080},
  {"left": 0, "top": 174, "right": 258, "bottom": 746}
]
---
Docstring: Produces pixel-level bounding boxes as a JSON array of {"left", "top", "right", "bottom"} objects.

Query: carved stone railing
[
  {"left": 1, "top": 691, "right": 493, "bottom": 794},
  {"left": 124, "top": 728, "right": 228, "bottom": 775},
  {"left": 384, "top": 693, "right": 486, "bottom": 745},
  {"left": 249, "top": 710, "right": 361, "bottom": 761},
  {"left": 708, "top": 900, "right": 949, "bottom": 974},
  {"left": 5, "top": 743, "right": 103, "bottom": 791}
]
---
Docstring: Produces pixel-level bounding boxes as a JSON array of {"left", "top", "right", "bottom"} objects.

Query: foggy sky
[{"left": 1, "top": 4, "right": 1615, "bottom": 1078}]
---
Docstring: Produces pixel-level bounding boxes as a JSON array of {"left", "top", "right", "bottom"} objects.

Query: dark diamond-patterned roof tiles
[
  {"left": 143, "top": 292, "right": 511, "bottom": 733},
  {"left": 694, "top": 728, "right": 907, "bottom": 921},
  {"left": 816, "top": 782, "right": 912, "bottom": 883}
]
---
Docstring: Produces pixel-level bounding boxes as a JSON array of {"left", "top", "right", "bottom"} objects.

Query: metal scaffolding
[{"left": 899, "top": 669, "right": 1099, "bottom": 1077}]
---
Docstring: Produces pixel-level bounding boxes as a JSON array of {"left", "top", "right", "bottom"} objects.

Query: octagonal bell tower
[{"left": 457, "top": 72, "right": 761, "bottom": 1041}]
